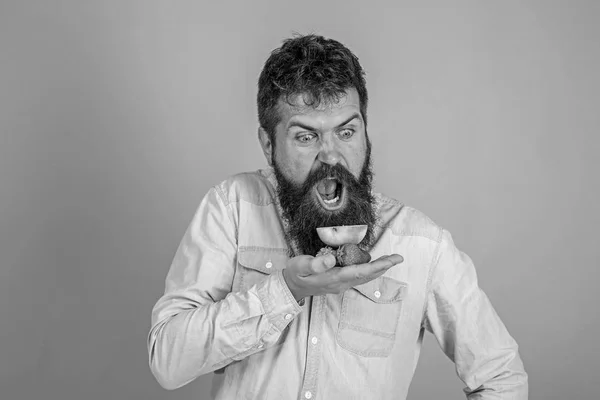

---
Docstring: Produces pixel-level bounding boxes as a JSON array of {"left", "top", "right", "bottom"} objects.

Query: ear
[{"left": 257, "top": 127, "right": 274, "bottom": 166}]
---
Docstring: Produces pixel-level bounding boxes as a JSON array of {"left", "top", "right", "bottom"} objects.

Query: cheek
[
  {"left": 348, "top": 144, "right": 367, "bottom": 176},
  {"left": 293, "top": 158, "right": 314, "bottom": 184},
  {"left": 277, "top": 148, "right": 314, "bottom": 185}
]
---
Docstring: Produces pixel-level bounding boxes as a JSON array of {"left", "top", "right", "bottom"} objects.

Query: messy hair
[{"left": 257, "top": 34, "right": 369, "bottom": 145}]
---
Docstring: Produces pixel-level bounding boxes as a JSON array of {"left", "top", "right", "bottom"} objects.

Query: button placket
[{"left": 300, "top": 295, "right": 324, "bottom": 400}]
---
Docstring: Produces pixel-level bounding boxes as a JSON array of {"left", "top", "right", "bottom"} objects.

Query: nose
[{"left": 317, "top": 138, "right": 342, "bottom": 166}]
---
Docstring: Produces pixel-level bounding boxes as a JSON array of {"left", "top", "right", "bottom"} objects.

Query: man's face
[{"left": 261, "top": 88, "right": 377, "bottom": 256}]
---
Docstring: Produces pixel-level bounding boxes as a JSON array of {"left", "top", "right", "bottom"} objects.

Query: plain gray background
[{"left": 1, "top": 1, "right": 598, "bottom": 399}]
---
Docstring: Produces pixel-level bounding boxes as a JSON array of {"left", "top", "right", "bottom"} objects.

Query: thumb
[{"left": 313, "top": 253, "right": 336, "bottom": 274}]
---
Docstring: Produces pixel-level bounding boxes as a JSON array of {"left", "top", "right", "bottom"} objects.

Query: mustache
[
  {"left": 289, "top": 163, "right": 375, "bottom": 233},
  {"left": 299, "top": 163, "right": 360, "bottom": 194}
]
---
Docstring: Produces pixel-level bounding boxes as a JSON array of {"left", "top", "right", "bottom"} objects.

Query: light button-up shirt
[{"left": 147, "top": 167, "right": 528, "bottom": 399}]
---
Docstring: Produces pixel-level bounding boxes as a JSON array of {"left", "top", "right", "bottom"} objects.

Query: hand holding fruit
[{"left": 282, "top": 225, "right": 404, "bottom": 302}]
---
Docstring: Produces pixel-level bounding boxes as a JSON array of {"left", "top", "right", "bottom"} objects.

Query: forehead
[{"left": 275, "top": 88, "right": 361, "bottom": 130}]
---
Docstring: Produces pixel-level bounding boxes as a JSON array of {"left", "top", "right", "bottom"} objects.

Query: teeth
[{"left": 323, "top": 195, "right": 340, "bottom": 204}]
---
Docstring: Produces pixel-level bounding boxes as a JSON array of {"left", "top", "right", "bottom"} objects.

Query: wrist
[{"left": 282, "top": 268, "right": 304, "bottom": 303}]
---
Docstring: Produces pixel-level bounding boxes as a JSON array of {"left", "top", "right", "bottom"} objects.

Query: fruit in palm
[
  {"left": 315, "top": 224, "right": 371, "bottom": 266},
  {"left": 315, "top": 244, "right": 371, "bottom": 267}
]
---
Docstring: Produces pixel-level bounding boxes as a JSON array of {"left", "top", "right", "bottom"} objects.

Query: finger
[
  {"left": 291, "top": 255, "right": 318, "bottom": 277},
  {"left": 336, "top": 254, "right": 404, "bottom": 282},
  {"left": 371, "top": 254, "right": 403, "bottom": 264},
  {"left": 347, "top": 254, "right": 403, "bottom": 272},
  {"left": 310, "top": 253, "right": 337, "bottom": 275},
  {"left": 371, "top": 254, "right": 404, "bottom": 270}
]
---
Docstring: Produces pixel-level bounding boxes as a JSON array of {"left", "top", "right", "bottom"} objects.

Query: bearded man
[{"left": 147, "top": 34, "right": 528, "bottom": 399}]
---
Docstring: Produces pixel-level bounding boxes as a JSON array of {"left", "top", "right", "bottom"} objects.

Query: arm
[
  {"left": 147, "top": 187, "right": 302, "bottom": 390},
  {"left": 422, "top": 229, "right": 529, "bottom": 399}
]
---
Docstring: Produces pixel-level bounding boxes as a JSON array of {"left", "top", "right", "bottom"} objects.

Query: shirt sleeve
[
  {"left": 147, "top": 186, "right": 302, "bottom": 390},
  {"left": 422, "top": 229, "right": 529, "bottom": 399}
]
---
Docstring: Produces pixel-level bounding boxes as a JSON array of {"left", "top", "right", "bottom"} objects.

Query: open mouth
[{"left": 314, "top": 178, "right": 346, "bottom": 211}]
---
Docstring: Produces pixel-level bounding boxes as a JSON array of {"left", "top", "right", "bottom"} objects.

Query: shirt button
[
  {"left": 374, "top": 290, "right": 381, "bottom": 299},
  {"left": 311, "top": 337, "right": 318, "bottom": 345},
  {"left": 284, "top": 313, "right": 292, "bottom": 320},
  {"left": 265, "top": 261, "right": 273, "bottom": 269},
  {"left": 304, "top": 391, "right": 312, "bottom": 399},
  {"left": 257, "top": 343, "right": 264, "bottom": 349}
]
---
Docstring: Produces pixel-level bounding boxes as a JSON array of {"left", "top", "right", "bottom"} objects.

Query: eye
[
  {"left": 338, "top": 128, "right": 355, "bottom": 140},
  {"left": 297, "top": 133, "right": 317, "bottom": 144}
]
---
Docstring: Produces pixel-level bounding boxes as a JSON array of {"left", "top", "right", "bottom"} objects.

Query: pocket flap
[
  {"left": 352, "top": 276, "right": 407, "bottom": 303},
  {"left": 237, "top": 247, "right": 290, "bottom": 275}
]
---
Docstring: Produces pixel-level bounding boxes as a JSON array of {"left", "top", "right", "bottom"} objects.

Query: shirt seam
[
  {"left": 420, "top": 227, "right": 445, "bottom": 328},
  {"left": 214, "top": 184, "right": 239, "bottom": 241},
  {"left": 385, "top": 230, "right": 443, "bottom": 242}
]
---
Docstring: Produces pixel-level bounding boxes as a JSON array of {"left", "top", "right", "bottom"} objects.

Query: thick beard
[{"left": 272, "top": 138, "right": 378, "bottom": 257}]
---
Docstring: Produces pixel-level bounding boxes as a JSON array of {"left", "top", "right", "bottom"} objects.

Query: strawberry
[
  {"left": 315, "top": 244, "right": 371, "bottom": 267},
  {"left": 336, "top": 243, "right": 371, "bottom": 266},
  {"left": 316, "top": 246, "right": 336, "bottom": 258}
]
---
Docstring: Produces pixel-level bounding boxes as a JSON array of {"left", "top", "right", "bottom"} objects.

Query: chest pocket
[
  {"left": 234, "top": 246, "right": 290, "bottom": 292},
  {"left": 336, "top": 275, "right": 408, "bottom": 358}
]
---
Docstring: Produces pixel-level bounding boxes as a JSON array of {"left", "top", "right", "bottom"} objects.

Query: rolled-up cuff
[{"left": 256, "top": 270, "right": 303, "bottom": 332}]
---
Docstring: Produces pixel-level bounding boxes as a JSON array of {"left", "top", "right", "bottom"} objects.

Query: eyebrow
[{"left": 287, "top": 112, "right": 361, "bottom": 132}]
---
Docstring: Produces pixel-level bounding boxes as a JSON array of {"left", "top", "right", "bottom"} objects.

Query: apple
[{"left": 316, "top": 224, "right": 368, "bottom": 247}]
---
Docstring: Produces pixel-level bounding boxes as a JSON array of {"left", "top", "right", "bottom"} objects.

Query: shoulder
[
  {"left": 212, "top": 168, "right": 275, "bottom": 207},
  {"left": 373, "top": 192, "right": 443, "bottom": 244}
]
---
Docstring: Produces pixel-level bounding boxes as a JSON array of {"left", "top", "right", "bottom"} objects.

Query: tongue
[{"left": 317, "top": 179, "right": 337, "bottom": 196}]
